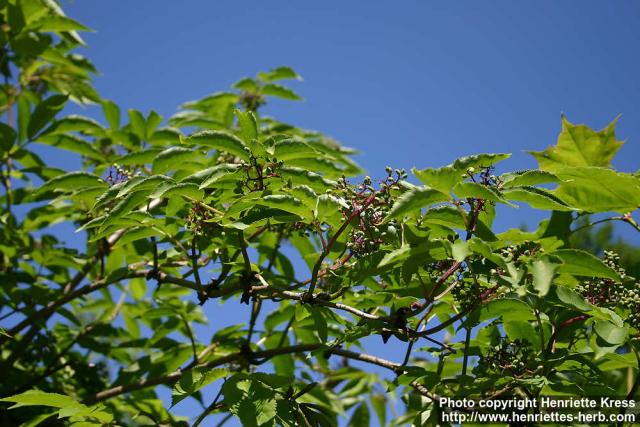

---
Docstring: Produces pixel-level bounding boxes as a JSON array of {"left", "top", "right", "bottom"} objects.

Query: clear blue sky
[{"left": 53, "top": 0, "right": 640, "bottom": 423}]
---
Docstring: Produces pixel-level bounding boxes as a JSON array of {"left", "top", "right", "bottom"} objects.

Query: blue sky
[{"left": 44, "top": 0, "right": 640, "bottom": 423}]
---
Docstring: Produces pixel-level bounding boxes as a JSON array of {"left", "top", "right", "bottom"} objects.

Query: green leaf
[
  {"left": 28, "top": 95, "right": 68, "bottom": 139},
  {"left": 503, "top": 186, "right": 570, "bottom": 211},
  {"left": 261, "top": 83, "right": 302, "bottom": 100},
  {"left": 187, "top": 130, "right": 250, "bottom": 161},
  {"left": 278, "top": 166, "right": 336, "bottom": 192},
  {"left": 551, "top": 249, "right": 622, "bottom": 280},
  {"left": 0, "top": 122, "right": 17, "bottom": 153},
  {"left": 102, "top": 100, "right": 120, "bottom": 129},
  {"left": 554, "top": 285, "right": 592, "bottom": 312},
  {"left": 501, "top": 170, "right": 559, "bottom": 188},
  {"left": 17, "top": 95, "right": 30, "bottom": 144},
  {"left": 594, "top": 321, "right": 628, "bottom": 345},
  {"left": 413, "top": 153, "right": 510, "bottom": 194},
  {"left": 116, "top": 149, "right": 162, "bottom": 166},
  {"left": 152, "top": 182, "right": 204, "bottom": 201},
  {"left": 235, "top": 109, "right": 258, "bottom": 143},
  {"left": 530, "top": 256, "right": 560, "bottom": 296},
  {"left": 258, "top": 66, "right": 302, "bottom": 82},
  {"left": 102, "top": 190, "right": 150, "bottom": 224},
  {"left": 348, "top": 403, "right": 370, "bottom": 427},
  {"left": 117, "top": 175, "right": 174, "bottom": 198},
  {"left": 378, "top": 241, "right": 447, "bottom": 268},
  {"left": 451, "top": 240, "right": 470, "bottom": 262},
  {"left": 153, "top": 147, "right": 200, "bottom": 174},
  {"left": 171, "top": 367, "right": 228, "bottom": 407},
  {"left": 453, "top": 182, "right": 511, "bottom": 205},
  {"left": 371, "top": 395, "right": 386, "bottom": 427},
  {"left": 233, "top": 77, "right": 258, "bottom": 91},
  {"left": 422, "top": 205, "right": 466, "bottom": 229},
  {"left": 504, "top": 321, "right": 538, "bottom": 346},
  {"left": 273, "top": 139, "right": 320, "bottom": 161},
  {"left": 480, "top": 298, "right": 536, "bottom": 322},
  {"left": 32, "top": 15, "right": 91, "bottom": 32},
  {"left": 306, "top": 306, "right": 328, "bottom": 342},
  {"left": 553, "top": 167, "right": 640, "bottom": 213},
  {"left": 42, "top": 115, "right": 104, "bottom": 136},
  {"left": 35, "top": 134, "right": 102, "bottom": 158},
  {"left": 145, "top": 111, "right": 163, "bottom": 139},
  {"left": 0, "top": 390, "right": 78, "bottom": 408},
  {"left": 385, "top": 187, "right": 449, "bottom": 220},
  {"left": 530, "top": 116, "right": 623, "bottom": 172},
  {"left": 412, "top": 166, "right": 461, "bottom": 195},
  {"left": 130, "top": 277, "right": 147, "bottom": 300},
  {"left": 0, "top": 390, "right": 112, "bottom": 423},
  {"left": 198, "top": 163, "right": 242, "bottom": 188},
  {"left": 128, "top": 109, "right": 146, "bottom": 141},
  {"left": 40, "top": 172, "right": 107, "bottom": 194},
  {"left": 258, "top": 194, "right": 308, "bottom": 219}
]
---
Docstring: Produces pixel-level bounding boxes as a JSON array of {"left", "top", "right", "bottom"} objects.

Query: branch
[
  {"left": 86, "top": 342, "right": 440, "bottom": 406},
  {"left": 86, "top": 344, "right": 322, "bottom": 404},
  {"left": 0, "top": 268, "right": 208, "bottom": 350},
  {"left": 1, "top": 269, "right": 148, "bottom": 348},
  {"left": 330, "top": 348, "right": 439, "bottom": 401}
]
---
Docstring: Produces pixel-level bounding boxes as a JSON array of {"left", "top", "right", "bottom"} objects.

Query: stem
[
  {"left": 179, "top": 312, "right": 198, "bottom": 364},
  {"left": 622, "top": 213, "right": 640, "bottom": 233},
  {"left": 571, "top": 216, "right": 624, "bottom": 234},
  {"left": 192, "top": 380, "right": 226, "bottom": 427},
  {"left": 215, "top": 414, "right": 233, "bottom": 427},
  {"left": 276, "top": 314, "right": 295, "bottom": 348},
  {"left": 545, "top": 315, "right": 589, "bottom": 354},
  {"left": 619, "top": 343, "right": 640, "bottom": 424},
  {"left": 534, "top": 308, "right": 546, "bottom": 352},
  {"left": 191, "top": 238, "right": 202, "bottom": 287},
  {"left": 238, "top": 230, "right": 251, "bottom": 272},
  {"left": 308, "top": 193, "right": 376, "bottom": 295},
  {"left": 246, "top": 298, "right": 262, "bottom": 344},
  {"left": 462, "top": 326, "right": 471, "bottom": 375}
]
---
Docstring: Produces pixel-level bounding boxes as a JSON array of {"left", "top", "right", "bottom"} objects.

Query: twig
[
  {"left": 86, "top": 344, "right": 322, "bottom": 403},
  {"left": 462, "top": 326, "right": 471, "bottom": 375},
  {"left": 545, "top": 315, "right": 589, "bottom": 354},
  {"left": 571, "top": 216, "right": 624, "bottom": 234},
  {"left": 192, "top": 379, "right": 227, "bottom": 427},
  {"left": 277, "top": 314, "right": 296, "bottom": 348},
  {"left": 191, "top": 238, "right": 202, "bottom": 287}
]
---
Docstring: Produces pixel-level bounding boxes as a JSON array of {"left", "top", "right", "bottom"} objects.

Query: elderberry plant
[{"left": 1, "top": 3, "right": 640, "bottom": 426}]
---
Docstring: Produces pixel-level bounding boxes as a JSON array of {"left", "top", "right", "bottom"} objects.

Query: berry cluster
[
  {"left": 341, "top": 168, "right": 405, "bottom": 258},
  {"left": 474, "top": 339, "right": 534, "bottom": 377},
  {"left": 498, "top": 241, "right": 542, "bottom": 266},
  {"left": 451, "top": 279, "right": 486, "bottom": 311},
  {"left": 106, "top": 164, "right": 134, "bottom": 185},
  {"left": 576, "top": 251, "right": 640, "bottom": 329},
  {"left": 477, "top": 166, "right": 502, "bottom": 188},
  {"left": 239, "top": 91, "right": 265, "bottom": 112},
  {"left": 186, "top": 202, "right": 217, "bottom": 235},
  {"left": 233, "top": 157, "right": 282, "bottom": 194}
]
